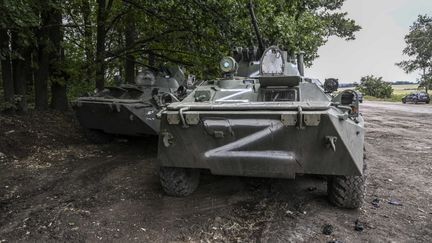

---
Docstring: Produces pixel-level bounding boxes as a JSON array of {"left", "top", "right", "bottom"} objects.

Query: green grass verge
[
  {"left": 340, "top": 84, "right": 428, "bottom": 103},
  {"left": 364, "top": 84, "right": 429, "bottom": 102},
  {"left": 364, "top": 94, "right": 405, "bottom": 102},
  {"left": 392, "top": 84, "right": 419, "bottom": 96}
]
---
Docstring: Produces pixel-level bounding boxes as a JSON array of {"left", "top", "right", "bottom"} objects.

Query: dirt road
[
  {"left": 362, "top": 101, "right": 432, "bottom": 114},
  {"left": 0, "top": 103, "right": 431, "bottom": 242}
]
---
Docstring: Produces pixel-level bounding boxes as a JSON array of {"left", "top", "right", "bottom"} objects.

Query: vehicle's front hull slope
[{"left": 158, "top": 106, "right": 364, "bottom": 179}]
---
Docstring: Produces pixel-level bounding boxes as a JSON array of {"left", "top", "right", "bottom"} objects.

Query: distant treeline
[{"left": 340, "top": 81, "right": 419, "bottom": 88}]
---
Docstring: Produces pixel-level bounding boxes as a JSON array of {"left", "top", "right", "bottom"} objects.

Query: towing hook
[
  {"left": 326, "top": 136, "right": 337, "bottom": 152},
  {"left": 297, "top": 106, "right": 304, "bottom": 130},
  {"left": 179, "top": 107, "right": 190, "bottom": 128},
  {"left": 162, "top": 132, "right": 174, "bottom": 148}
]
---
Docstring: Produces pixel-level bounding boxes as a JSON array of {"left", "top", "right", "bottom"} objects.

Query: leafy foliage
[
  {"left": 109, "top": 0, "right": 361, "bottom": 71},
  {"left": 0, "top": 0, "right": 39, "bottom": 29},
  {"left": 397, "top": 15, "right": 432, "bottom": 92},
  {"left": 1, "top": 0, "right": 361, "bottom": 110},
  {"left": 357, "top": 75, "right": 393, "bottom": 98},
  {"left": 419, "top": 73, "right": 432, "bottom": 91}
]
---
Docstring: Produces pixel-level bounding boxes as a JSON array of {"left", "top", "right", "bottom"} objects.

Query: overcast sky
[{"left": 306, "top": 0, "right": 432, "bottom": 83}]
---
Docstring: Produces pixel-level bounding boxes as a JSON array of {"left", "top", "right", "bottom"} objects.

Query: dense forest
[{"left": 0, "top": 0, "right": 360, "bottom": 113}]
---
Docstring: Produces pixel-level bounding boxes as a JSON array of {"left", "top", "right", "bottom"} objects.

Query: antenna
[{"left": 247, "top": 0, "right": 265, "bottom": 57}]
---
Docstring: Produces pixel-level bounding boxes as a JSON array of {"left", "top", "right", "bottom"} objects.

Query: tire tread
[
  {"left": 159, "top": 167, "right": 200, "bottom": 197},
  {"left": 328, "top": 158, "right": 367, "bottom": 209}
]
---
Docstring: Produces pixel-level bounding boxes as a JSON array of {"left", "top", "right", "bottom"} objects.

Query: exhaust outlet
[{"left": 297, "top": 52, "right": 305, "bottom": 76}]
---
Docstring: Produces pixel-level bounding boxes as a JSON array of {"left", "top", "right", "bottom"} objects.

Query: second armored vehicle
[{"left": 72, "top": 66, "right": 192, "bottom": 143}]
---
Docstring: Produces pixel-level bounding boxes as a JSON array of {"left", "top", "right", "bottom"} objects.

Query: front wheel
[
  {"left": 159, "top": 167, "right": 200, "bottom": 197},
  {"left": 327, "top": 161, "right": 367, "bottom": 209}
]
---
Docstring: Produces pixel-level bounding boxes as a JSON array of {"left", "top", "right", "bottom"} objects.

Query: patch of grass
[
  {"left": 341, "top": 84, "right": 428, "bottom": 103},
  {"left": 364, "top": 94, "right": 405, "bottom": 102},
  {"left": 392, "top": 84, "right": 420, "bottom": 96},
  {"left": 366, "top": 84, "right": 429, "bottom": 102}
]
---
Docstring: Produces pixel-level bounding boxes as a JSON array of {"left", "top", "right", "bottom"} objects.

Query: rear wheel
[
  {"left": 327, "top": 160, "right": 367, "bottom": 209},
  {"left": 83, "top": 128, "right": 114, "bottom": 144},
  {"left": 159, "top": 167, "right": 200, "bottom": 196}
]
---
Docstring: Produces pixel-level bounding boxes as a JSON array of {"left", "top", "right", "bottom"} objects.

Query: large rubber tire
[
  {"left": 159, "top": 167, "right": 200, "bottom": 197},
  {"left": 327, "top": 160, "right": 367, "bottom": 209},
  {"left": 83, "top": 129, "right": 114, "bottom": 144}
]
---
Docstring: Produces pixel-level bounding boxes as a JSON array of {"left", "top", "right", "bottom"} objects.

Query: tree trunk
[
  {"left": 35, "top": 9, "right": 50, "bottom": 111},
  {"left": 0, "top": 29, "right": 14, "bottom": 107},
  {"left": 35, "top": 42, "right": 49, "bottom": 110},
  {"left": 51, "top": 81, "right": 68, "bottom": 111},
  {"left": 124, "top": 16, "right": 136, "bottom": 84},
  {"left": 95, "top": 0, "right": 107, "bottom": 90},
  {"left": 24, "top": 51, "right": 34, "bottom": 90},
  {"left": 11, "top": 32, "right": 28, "bottom": 112},
  {"left": 49, "top": 2, "right": 69, "bottom": 111},
  {"left": 81, "top": 0, "right": 95, "bottom": 83}
]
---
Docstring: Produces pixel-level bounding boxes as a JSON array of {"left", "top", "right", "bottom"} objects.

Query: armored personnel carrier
[
  {"left": 156, "top": 2, "right": 366, "bottom": 209},
  {"left": 157, "top": 46, "right": 366, "bottom": 208},
  {"left": 72, "top": 65, "right": 191, "bottom": 143}
]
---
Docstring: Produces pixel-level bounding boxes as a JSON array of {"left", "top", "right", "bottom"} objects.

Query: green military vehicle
[
  {"left": 72, "top": 66, "right": 192, "bottom": 143},
  {"left": 156, "top": 3, "right": 366, "bottom": 209}
]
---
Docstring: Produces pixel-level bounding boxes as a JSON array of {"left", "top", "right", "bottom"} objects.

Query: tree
[
  {"left": 11, "top": 31, "right": 30, "bottom": 112},
  {"left": 63, "top": 0, "right": 362, "bottom": 89},
  {"left": 397, "top": 15, "right": 432, "bottom": 93},
  {"left": 1, "top": 0, "right": 361, "bottom": 112},
  {"left": 81, "top": 0, "right": 95, "bottom": 84},
  {"left": 35, "top": 5, "right": 50, "bottom": 111},
  {"left": 357, "top": 75, "right": 393, "bottom": 98},
  {"left": 34, "top": 0, "right": 68, "bottom": 111},
  {"left": 0, "top": 29, "right": 14, "bottom": 109},
  {"left": 0, "top": 0, "right": 70, "bottom": 112},
  {"left": 95, "top": 0, "right": 114, "bottom": 90},
  {"left": 419, "top": 73, "right": 432, "bottom": 92},
  {"left": 0, "top": 0, "right": 38, "bottom": 112},
  {"left": 49, "top": 1, "right": 69, "bottom": 111},
  {"left": 124, "top": 11, "right": 137, "bottom": 84}
]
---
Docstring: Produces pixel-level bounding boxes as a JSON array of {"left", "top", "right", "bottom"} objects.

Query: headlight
[{"left": 220, "top": 57, "right": 238, "bottom": 74}]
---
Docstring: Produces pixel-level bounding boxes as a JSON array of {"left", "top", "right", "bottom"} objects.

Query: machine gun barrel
[{"left": 248, "top": 0, "right": 265, "bottom": 56}]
